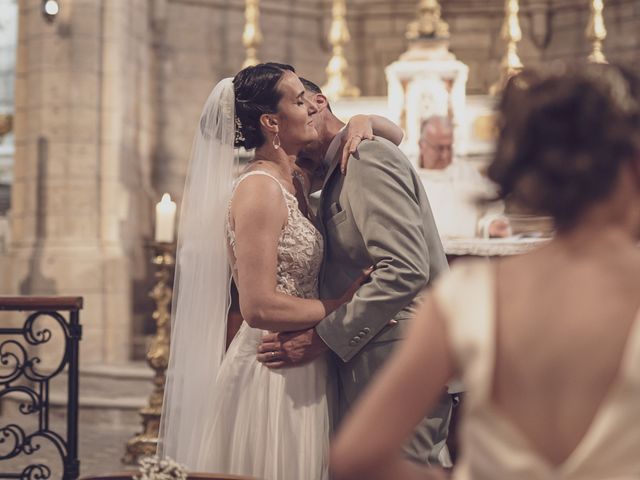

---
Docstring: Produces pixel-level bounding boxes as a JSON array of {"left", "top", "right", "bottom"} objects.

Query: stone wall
[{"left": 5, "top": 0, "right": 156, "bottom": 363}]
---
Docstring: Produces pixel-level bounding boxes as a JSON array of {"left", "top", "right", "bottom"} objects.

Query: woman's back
[{"left": 493, "top": 234, "right": 640, "bottom": 467}]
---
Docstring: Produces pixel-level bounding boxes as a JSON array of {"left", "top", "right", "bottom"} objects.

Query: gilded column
[
  {"left": 586, "top": 0, "right": 607, "bottom": 63},
  {"left": 242, "top": 0, "right": 262, "bottom": 69},
  {"left": 322, "top": 0, "right": 360, "bottom": 99},
  {"left": 490, "top": 0, "right": 524, "bottom": 95}
]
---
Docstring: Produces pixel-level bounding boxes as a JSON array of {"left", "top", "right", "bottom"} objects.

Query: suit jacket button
[
  {"left": 363, "top": 327, "right": 370, "bottom": 334},
  {"left": 349, "top": 339, "right": 357, "bottom": 346}
]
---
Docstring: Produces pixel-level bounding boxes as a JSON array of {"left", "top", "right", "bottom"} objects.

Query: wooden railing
[{"left": 0, "top": 296, "right": 83, "bottom": 480}]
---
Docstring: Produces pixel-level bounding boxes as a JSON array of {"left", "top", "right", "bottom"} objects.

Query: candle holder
[
  {"left": 321, "top": 0, "right": 360, "bottom": 100},
  {"left": 123, "top": 241, "right": 176, "bottom": 464},
  {"left": 489, "top": 0, "right": 524, "bottom": 96},
  {"left": 242, "top": 0, "right": 262, "bottom": 68},
  {"left": 586, "top": 0, "right": 607, "bottom": 63}
]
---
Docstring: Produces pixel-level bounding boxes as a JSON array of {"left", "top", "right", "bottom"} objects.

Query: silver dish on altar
[{"left": 443, "top": 236, "right": 550, "bottom": 257}]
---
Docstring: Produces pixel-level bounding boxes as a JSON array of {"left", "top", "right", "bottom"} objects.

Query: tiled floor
[{"left": 1, "top": 405, "right": 141, "bottom": 479}]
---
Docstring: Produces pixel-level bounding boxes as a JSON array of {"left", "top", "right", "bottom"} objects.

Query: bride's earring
[{"left": 273, "top": 133, "right": 281, "bottom": 150}]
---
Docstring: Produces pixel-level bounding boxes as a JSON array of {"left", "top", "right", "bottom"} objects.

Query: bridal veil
[{"left": 157, "top": 78, "right": 239, "bottom": 466}]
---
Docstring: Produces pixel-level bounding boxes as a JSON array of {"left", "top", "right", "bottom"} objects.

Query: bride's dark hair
[
  {"left": 489, "top": 63, "right": 640, "bottom": 230},
  {"left": 233, "top": 62, "right": 296, "bottom": 150}
]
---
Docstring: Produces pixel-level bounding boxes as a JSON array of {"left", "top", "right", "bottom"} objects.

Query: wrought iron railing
[{"left": 0, "top": 297, "right": 82, "bottom": 480}]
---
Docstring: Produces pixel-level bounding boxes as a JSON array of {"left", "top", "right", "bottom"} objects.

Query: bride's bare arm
[
  {"left": 330, "top": 293, "right": 455, "bottom": 480},
  {"left": 341, "top": 114, "right": 404, "bottom": 172},
  {"left": 231, "top": 175, "right": 352, "bottom": 332},
  {"left": 370, "top": 114, "right": 404, "bottom": 145}
]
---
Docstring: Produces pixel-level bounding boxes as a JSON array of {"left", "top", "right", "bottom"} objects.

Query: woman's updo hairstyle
[
  {"left": 489, "top": 63, "right": 640, "bottom": 230},
  {"left": 233, "top": 62, "right": 296, "bottom": 150}
]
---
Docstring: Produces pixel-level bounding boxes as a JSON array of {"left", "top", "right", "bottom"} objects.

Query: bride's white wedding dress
[{"left": 195, "top": 170, "right": 329, "bottom": 480}]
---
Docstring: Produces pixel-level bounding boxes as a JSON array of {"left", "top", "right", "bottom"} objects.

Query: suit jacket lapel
[
  {"left": 319, "top": 159, "right": 341, "bottom": 220},
  {"left": 321, "top": 152, "right": 341, "bottom": 193},
  {"left": 318, "top": 135, "right": 344, "bottom": 291},
  {"left": 319, "top": 132, "right": 342, "bottom": 223}
]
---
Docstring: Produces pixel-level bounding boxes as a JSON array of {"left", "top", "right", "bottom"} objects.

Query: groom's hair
[
  {"left": 300, "top": 77, "right": 321, "bottom": 94},
  {"left": 300, "top": 77, "right": 332, "bottom": 113},
  {"left": 233, "top": 62, "right": 296, "bottom": 149}
]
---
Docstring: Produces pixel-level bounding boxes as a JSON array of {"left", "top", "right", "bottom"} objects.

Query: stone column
[{"left": 4, "top": 0, "right": 154, "bottom": 364}]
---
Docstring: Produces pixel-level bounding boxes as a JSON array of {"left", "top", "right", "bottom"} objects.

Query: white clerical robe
[{"left": 418, "top": 160, "right": 504, "bottom": 239}]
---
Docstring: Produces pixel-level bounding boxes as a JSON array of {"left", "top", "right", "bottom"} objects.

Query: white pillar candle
[{"left": 155, "top": 193, "right": 177, "bottom": 243}]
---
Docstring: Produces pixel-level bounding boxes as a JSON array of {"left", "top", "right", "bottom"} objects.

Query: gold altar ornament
[
  {"left": 123, "top": 242, "right": 175, "bottom": 464},
  {"left": 473, "top": 114, "right": 499, "bottom": 142},
  {"left": 406, "top": 0, "right": 450, "bottom": 40},
  {"left": 490, "top": 0, "right": 524, "bottom": 96},
  {"left": 322, "top": 0, "right": 360, "bottom": 100},
  {"left": 0, "top": 114, "right": 13, "bottom": 140},
  {"left": 586, "top": 0, "right": 607, "bottom": 64},
  {"left": 242, "top": 0, "right": 262, "bottom": 69}
]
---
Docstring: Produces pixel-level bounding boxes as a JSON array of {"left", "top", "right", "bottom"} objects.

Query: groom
[{"left": 258, "top": 79, "right": 452, "bottom": 467}]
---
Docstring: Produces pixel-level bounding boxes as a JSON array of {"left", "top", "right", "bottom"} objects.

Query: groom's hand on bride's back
[
  {"left": 257, "top": 266, "right": 373, "bottom": 369},
  {"left": 257, "top": 329, "right": 328, "bottom": 369}
]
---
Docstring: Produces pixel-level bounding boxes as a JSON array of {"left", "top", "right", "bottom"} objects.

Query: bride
[{"left": 158, "top": 62, "right": 401, "bottom": 479}]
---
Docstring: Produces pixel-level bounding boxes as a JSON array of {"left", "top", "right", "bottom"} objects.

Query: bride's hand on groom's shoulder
[
  {"left": 257, "top": 328, "right": 328, "bottom": 369},
  {"left": 341, "top": 115, "right": 374, "bottom": 174}
]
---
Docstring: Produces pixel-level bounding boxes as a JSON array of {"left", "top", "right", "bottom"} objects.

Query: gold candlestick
[
  {"left": 123, "top": 242, "right": 175, "bottom": 464},
  {"left": 322, "top": 0, "right": 360, "bottom": 100},
  {"left": 242, "top": 0, "right": 262, "bottom": 69},
  {"left": 490, "top": 0, "right": 524, "bottom": 96},
  {"left": 406, "top": 0, "right": 449, "bottom": 40},
  {"left": 586, "top": 0, "right": 607, "bottom": 63}
]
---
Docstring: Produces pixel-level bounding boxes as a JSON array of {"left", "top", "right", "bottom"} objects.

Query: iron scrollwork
[{"left": 0, "top": 301, "right": 82, "bottom": 480}]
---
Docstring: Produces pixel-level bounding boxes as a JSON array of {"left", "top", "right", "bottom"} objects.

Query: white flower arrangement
[{"left": 135, "top": 456, "right": 188, "bottom": 480}]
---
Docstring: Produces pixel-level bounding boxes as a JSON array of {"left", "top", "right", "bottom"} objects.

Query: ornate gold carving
[
  {"left": 586, "top": 0, "right": 607, "bottom": 63},
  {"left": 490, "top": 0, "right": 524, "bottom": 96},
  {"left": 322, "top": 0, "right": 360, "bottom": 99},
  {"left": 406, "top": 0, "right": 449, "bottom": 40},
  {"left": 242, "top": 0, "right": 262, "bottom": 69},
  {"left": 0, "top": 114, "right": 13, "bottom": 140},
  {"left": 123, "top": 242, "right": 175, "bottom": 464},
  {"left": 473, "top": 114, "right": 498, "bottom": 142}
]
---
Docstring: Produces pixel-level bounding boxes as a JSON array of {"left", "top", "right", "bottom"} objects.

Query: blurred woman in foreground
[{"left": 331, "top": 63, "right": 640, "bottom": 480}]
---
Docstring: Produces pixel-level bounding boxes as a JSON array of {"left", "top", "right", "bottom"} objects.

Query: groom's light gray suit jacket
[{"left": 315, "top": 134, "right": 452, "bottom": 465}]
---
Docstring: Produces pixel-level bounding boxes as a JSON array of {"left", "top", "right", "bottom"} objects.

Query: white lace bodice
[{"left": 227, "top": 170, "right": 324, "bottom": 299}]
